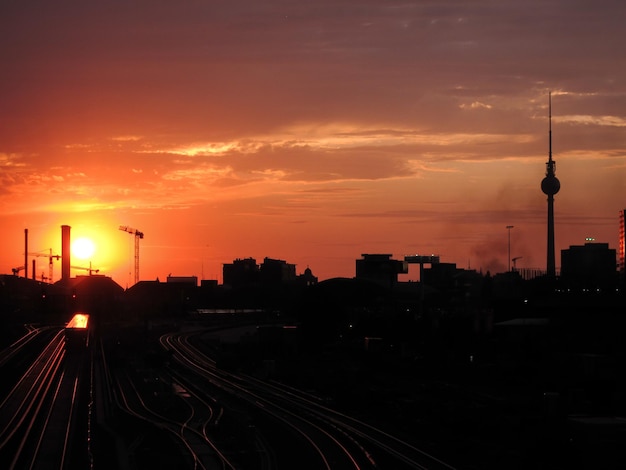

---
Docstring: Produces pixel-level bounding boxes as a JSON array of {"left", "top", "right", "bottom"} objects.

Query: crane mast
[
  {"left": 28, "top": 249, "right": 61, "bottom": 283},
  {"left": 71, "top": 263, "right": 99, "bottom": 275},
  {"left": 119, "top": 226, "right": 144, "bottom": 285}
]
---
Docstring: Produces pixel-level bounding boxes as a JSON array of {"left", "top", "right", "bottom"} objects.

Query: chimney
[
  {"left": 61, "top": 225, "right": 71, "bottom": 281},
  {"left": 24, "top": 228, "right": 28, "bottom": 279}
]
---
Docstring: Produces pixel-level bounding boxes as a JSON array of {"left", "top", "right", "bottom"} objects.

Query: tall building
[
  {"left": 541, "top": 93, "right": 560, "bottom": 278},
  {"left": 560, "top": 242, "right": 617, "bottom": 292},
  {"left": 260, "top": 257, "right": 296, "bottom": 284},
  {"left": 222, "top": 257, "right": 259, "bottom": 288},
  {"left": 619, "top": 209, "right": 626, "bottom": 286}
]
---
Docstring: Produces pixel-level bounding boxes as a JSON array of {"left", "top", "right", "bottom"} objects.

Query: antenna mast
[
  {"left": 546, "top": 91, "right": 556, "bottom": 177},
  {"left": 549, "top": 91, "right": 552, "bottom": 161},
  {"left": 541, "top": 91, "right": 561, "bottom": 278}
]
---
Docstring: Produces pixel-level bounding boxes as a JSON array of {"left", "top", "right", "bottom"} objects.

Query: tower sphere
[{"left": 541, "top": 175, "right": 560, "bottom": 195}]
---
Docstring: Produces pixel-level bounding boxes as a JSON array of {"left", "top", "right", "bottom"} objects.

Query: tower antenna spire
[
  {"left": 549, "top": 91, "right": 552, "bottom": 163},
  {"left": 541, "top": 91, "right": 560, "bottom": 279}
]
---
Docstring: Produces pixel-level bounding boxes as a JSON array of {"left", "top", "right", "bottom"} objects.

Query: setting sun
[{"left": 72, "top": 237, "right": 95, "bottom": 260}]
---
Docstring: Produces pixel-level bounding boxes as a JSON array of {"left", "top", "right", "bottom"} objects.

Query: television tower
[{"left": 541, "top": 92, "right": 560, "bottom": 278}]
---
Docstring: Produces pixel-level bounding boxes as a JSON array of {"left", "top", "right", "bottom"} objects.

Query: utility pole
[{"left": 506, "top": 225, "right": 514, "bottom": 272}]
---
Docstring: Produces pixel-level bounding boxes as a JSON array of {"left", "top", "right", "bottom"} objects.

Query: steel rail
[
  {"left": 0, "top": 333, "right": 65, "bottom": 449},
  {"left": 165, "top": 368, "right": 238, "bottom": 470},
  {"left": 163, "top": 332, "right": 364, "bottom": 470},
  {"left": 248, "top": 373, "right": 457, "bottom": 470},
  {"left": 169, "top": 329, "right": 458, "bottom": 470},
  {"left": 112, "top": 371, "right": 220, "bottom": 470},
  {"left": 8, "top": 341, "right": 66, "bottom": 469},
  {"left": 0, "top": 325, "right": 47, "bottom": 367}
]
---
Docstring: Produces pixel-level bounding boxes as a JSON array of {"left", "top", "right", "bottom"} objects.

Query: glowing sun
[{"left": 72, "top": 237, "right": 95, "bottom": 260}]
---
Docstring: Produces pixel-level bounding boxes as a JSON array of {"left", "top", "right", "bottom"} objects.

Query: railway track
[
  {"left": 0, "top": 324, "right": 48, "bottom": 368},
  {"left": 0, "top": 329, "right": 89, "bottom": 469},
  {"left": 110, "top": 361, "right": 238, "bottom": 469},
  {"left": 94, "top": 323, "right": 459, "bottom": 469},
  {"left": 160, "top": 330, "right": 458, "bottom": 470},
  {"left": 0, "top": 326, "right": 61, "bottom": 401}
]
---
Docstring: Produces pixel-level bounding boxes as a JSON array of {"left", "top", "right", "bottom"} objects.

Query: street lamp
[{"left": 506, "top": 225, "right": 514, "bottom": 272}]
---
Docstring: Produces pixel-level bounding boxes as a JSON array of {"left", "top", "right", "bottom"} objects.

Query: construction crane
[
  {"left": 119, "top": 225, "right": 144, "bottom": 285},
  {"left": 71, "top": 263, "right": 100, "bottom": 275},
  {"left": 28, "top": 249, "right": 61, "bottom": 283},
  {"left": 11, "top": 266, "right": 25, "bottom": 276}
]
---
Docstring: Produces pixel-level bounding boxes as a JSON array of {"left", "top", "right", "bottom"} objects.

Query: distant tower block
[{"left": 541, "top": 93, "right": 560, "bottom": 278}]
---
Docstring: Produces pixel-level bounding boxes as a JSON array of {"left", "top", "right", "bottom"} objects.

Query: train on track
[{"left": 64, "top": 313, "right": 90, "bottom": 351}]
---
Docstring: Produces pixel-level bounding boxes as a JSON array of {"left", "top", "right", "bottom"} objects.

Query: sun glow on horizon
[{"left": 72, "top": 237, "right": 95, "bottom": 260}]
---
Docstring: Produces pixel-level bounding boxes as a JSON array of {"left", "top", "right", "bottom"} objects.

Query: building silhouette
[
  {"left": 260, "top": 257, "right": 296, "bottom": 285},
  {"left": 619, "top": 209, "right": 626, "bottom": 288},
  {"left": 223, "top": 257, "right": 313, "bottom": 288},
  {"left": 223, "top": 258, "right": 259, "bottom": 288},
  {"left": 355, "top": 254, "right": 407, "bottom": 287},
  {"left": 166, "top": 275, "right": 198, "bottom": 287},
  {"left": 297, "top": 267, "right": 318, "bottom": 287},
  {"left": 560, "top": 242, "right": 617, "bottom": 292}
]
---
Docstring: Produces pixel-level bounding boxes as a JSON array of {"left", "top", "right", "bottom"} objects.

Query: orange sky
[{"left": 1, "top": 1, "right": 625, "bottom": 286}]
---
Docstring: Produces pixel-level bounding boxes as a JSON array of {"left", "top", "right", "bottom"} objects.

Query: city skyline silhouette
[
  {"left": 1, "top": 1, "right": 625, "bottom": 284},
  {"left": 2, "top": 3, "right": 626, "bottom": 469}
]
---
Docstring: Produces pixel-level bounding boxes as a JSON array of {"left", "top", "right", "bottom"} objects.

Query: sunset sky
[{"left": 2, "top": 0, "right": 625, "bottom": 286}]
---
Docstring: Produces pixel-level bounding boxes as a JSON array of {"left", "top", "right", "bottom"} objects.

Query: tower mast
[{"left": 541, "top": 92, "right": 560, "bottom": 278}]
